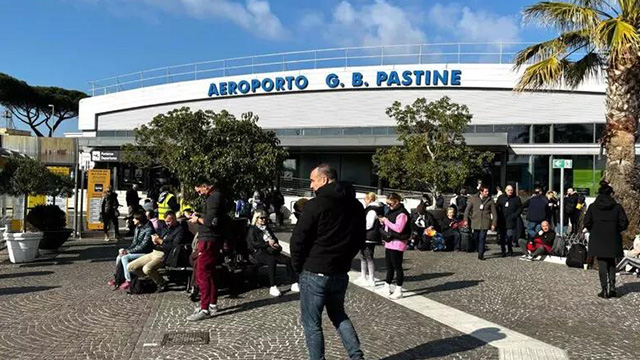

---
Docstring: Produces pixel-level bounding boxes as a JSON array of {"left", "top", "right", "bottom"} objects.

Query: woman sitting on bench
[{"left": 247, "top": 210, "right": 299, "bottom": 297}]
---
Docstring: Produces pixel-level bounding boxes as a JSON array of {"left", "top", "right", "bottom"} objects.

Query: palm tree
[{"left": 514, "top": 0, "right": 640, "bottom": 244}]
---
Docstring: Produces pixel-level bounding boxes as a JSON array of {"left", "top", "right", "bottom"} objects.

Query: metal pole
[
  {"left": 559, "top": 167, "right": 565, "bottom": 237},
  {"left": 499, "top": 42, "right": 503, "bottom": 64},
  {"left": 73, "top": 158, "right": 80, "bottom": 238},
  {"left": 79, "top": 168, "right": 86, "bottom": 239},
  {"left": 458, "top": 43, "right": 461, "bottom": 63}
]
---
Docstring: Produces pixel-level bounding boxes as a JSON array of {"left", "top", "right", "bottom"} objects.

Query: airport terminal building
[{"left": 71, "top": 43, "right": 630, "bottom": 196}]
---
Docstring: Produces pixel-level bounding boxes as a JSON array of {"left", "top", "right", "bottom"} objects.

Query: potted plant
[
  {"left": 26, "top": 204, "right": 73, "bottom": 254},
  {"left": 0, "top": 156, "right": 73, "bottom": 263}
]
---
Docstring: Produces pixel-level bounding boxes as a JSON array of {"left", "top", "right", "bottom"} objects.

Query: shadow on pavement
[
  {"left": 0, "top": 271, "right": 55, "bottom": 279},
  {"left": 216, "top": 292, "right": 300, "bottom": 318},
  {"left": 0, "top": 285, "right": 59, "bottom": 296},
  {"left": 404, "top": 272, "right": 454, "bottom": 282},
  {"left": 406, "top": 280, "right": 484, "bottom": 297},
  {"left": 381, "top": 327, "right": 505, "bottom": 359},
  {"left": 618, "top": 281, "right": 640, "bottom": 297}
]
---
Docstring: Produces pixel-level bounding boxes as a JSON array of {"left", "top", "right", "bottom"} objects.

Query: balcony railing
[{"left": 89, "top": 42, "right": 536, "bottom": 96}]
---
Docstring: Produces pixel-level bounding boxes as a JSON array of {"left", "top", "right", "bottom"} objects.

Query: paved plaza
[{"left": 1, "top": 231, "right": 639, "bottom": 360}]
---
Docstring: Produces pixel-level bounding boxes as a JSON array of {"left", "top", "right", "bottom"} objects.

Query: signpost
[
  {"left": 86, "top": 169, "right": 110, "bottom": 231},
  {"left": 553, "top": 159, "right": 573, "bottom": 237}
]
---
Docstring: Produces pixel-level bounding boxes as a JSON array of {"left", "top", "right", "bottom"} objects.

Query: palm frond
[
  {"left": 616, "top": 0, "right": 640, "bottom": 23},
  {"left": 513, "top": 29, "right": 591, "bottom": 67},
  {"left": 594, "top": 17, "right": 640, "bottom": 58},
  {"left": 515, "top": 56, "right": 569, "bottom": 91},
  {"left": 523, "top": 2, "right": 604, "bottom": 31},
  {"left": 564, "top": 51, "right": 603, "bottom": 87}
]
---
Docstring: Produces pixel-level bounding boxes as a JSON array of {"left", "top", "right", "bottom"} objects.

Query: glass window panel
[
  {"left": 372, "top": 127, "right": 388, "bottom": 135},
  {"left": 302, "top": 128, "right": 321, "bottom": 136},
  {"left": 475, "top": 125, "right": 494, "bottom": 133},
  {"left": 275, "top": 129, "right": 301, "bottom": 136},
  {"left": 553, "top": 123, "right": 594, "bottom": 143},
  {"left": 595, "top": 123, "right": 605, "bottom": 142},
  {"left": 464, "top": 125, "right": 475, "bottom": 133},
  {"left": 343, "top": 127, "right": 373, "bottom": 136},
  {"left": 533, "top": 155, "right": 550, "bottom": 190},
  {"left": 387, "top": 127, "right": 397, "bottom": 135},
  {"left": 320, "top": 128, "right": 342, "bottom": 136},
  {"left": 506, "top": 155, "right": 532, "bottom": 194},
  {"left": 533, "top": 125, "right": 550, "bottom": 143},
  {"left": 495, "top": 125, "right": 530, "bottom": 144}
]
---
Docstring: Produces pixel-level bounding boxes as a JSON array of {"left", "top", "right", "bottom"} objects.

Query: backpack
[
  {"left": 113, "top": 261, "right": 126, "bottom": 288},
  {"left": 551, "top": 236, "right": 568, "bottom": 257},
  {"left": 432, "top": 233, "right": 446, "bottom": 251},
  {"left": 566, "top": 244, "right": 587, "bottom": 268},
  {"left": 128, "top": 276, "right": 157, "bottom": 294},
  {"left": 416, "top": 234, "right": 431, "bottom": 251}
]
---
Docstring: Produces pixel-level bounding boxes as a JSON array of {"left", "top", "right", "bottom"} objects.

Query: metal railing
[
  {"left": 89, "top": 42, "right": 536, "bottom": 96},
  {"left": 280, "top": 176, "right": 427, "bottom": 199}
]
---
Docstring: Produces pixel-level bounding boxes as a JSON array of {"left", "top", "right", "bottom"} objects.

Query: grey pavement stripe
[{"left": 279, "top": 240, "right": 568, "bottom": 360}]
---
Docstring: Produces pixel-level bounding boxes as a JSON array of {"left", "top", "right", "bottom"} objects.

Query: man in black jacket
[
  {"left": 187, "top": 180, "right": 230, "bottom": 321},
  {"left": 523, "top": 188, "right": 548, "bottom": 239},
  {"left": 291, "top": 164, "right": 365, "bottom": 360},
  {"left": 125, "top": 184, "right": 141, "bottom": 236},
  {"left": 495, "top": 185, "right": 522, "bottom": 257},
  {"left": 128, "top": 211, "right": 188, "bottom": 292}
]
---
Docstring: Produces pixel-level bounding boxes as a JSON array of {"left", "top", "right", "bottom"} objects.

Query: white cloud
[
  {"left": 428, "top": 3, "right": 522, "bottom": 43},
  {"left": 301, "top": 0, "right": 427, "bottom": 47},
  {"left": 71, "top": 0, "right": 287, "bottom": 40}
]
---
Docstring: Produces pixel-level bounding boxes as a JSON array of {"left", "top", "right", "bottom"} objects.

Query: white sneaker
[
  {"left": 209, "top": 304, "right": 218, "bottom": 315},
  {"left": 290, "top": 283, "right": 300, "bottom": 292},
  {"left": 354, "top": 276, "right": 367, "bottom": 285},
  {"left": 366, "top": 278, "right": 376, "bottom": 288},
  {"left": 104, "top": 235, "right": 110, "bottom": 242},
  {"left": 269, "top": 286, "right": 281, "bottom": 297},
  {"left": 186, "top": 309, "right": 211, "bottom": 321},
  {"left": 389, "top": 286, "right": 403, "bottom": 300},
  {"left": 376, "top": 282, "right": 391, "bottom": 295}
]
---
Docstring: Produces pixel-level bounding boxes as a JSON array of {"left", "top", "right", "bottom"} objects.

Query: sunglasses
[{"left": 258, "top": 216, "right": 267, "bottom": 220}]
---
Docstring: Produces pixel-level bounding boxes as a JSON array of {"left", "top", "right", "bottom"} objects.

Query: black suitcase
[
  {"left": 460, "top": 229, "right": 474, "bottom": 252},
  {"left": 566, "top": 243, "right": 587, "bottom": 268}
]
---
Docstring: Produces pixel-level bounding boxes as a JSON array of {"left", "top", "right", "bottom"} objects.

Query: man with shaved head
[{"left": 291, "top": 164, "right": 365, "bottom": 360}]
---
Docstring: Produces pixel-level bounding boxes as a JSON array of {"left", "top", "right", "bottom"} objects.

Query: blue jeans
[
  {"left": 473, "top": 230, "right": 488, "bottom": 257},
  {"left": 116, "top": 253, "right": 145, "bottom": 281},
  {"left": 526, "top": 221, "right": 542, "bottom": 239},
  {"left": 299, "top": 270, "right": 364, "bottom": 360}
]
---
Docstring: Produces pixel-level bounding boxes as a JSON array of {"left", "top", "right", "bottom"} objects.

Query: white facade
[{"left": 79, "top": 64, "right": 606, "bottom": 133}]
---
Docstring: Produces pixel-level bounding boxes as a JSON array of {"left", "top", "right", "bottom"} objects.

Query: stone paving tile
[
  {"left": 0, "top": 237, "right": 498, "bottom": 360},
  {"left": 346, "top": 240, "right": 640, "bottom": 360}
]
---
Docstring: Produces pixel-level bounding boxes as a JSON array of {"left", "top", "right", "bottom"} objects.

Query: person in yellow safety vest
[
  {"left": 157, "top": 186, "right": 180, "bottom": 220},
  {"left": 179, "top": 196, "right": 194, "bottom": 216}
]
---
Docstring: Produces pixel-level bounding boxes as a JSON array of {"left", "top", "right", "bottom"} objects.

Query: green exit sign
[{"left": 553, "top": 159, "right": 573, "bottom": 169}]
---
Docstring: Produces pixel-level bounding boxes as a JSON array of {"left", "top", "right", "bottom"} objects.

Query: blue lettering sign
[
  {"left": 208, "top": 83, "right": 219, "bottom": 97},
  {"left": 376, "top": 72, "right": 388, "bottom": 86},
  {"left": 326, "top": 73, "right": 340, "bottom": 88},
  {"left": 238, "top": 80, "right": 250, "bottom": 94},
  {"left": 401, "top": 71, "right": 412, "bottom": 86},
  {"left": 352, "top": 72, "right": 363, "bottom": 87},
  {"left": 295, "top": 75, "right": 309, "bottom": 90},
  {"left": 451, "top": 70, "right": 462, "bottom": 86}
]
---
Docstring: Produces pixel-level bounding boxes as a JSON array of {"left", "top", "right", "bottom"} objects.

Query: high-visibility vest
[
  {"left": 180, "top": 198, "right": 193, "bottom": 214},
  {"left": 157, "top": 193, "right": 175, "bottom": 220}
]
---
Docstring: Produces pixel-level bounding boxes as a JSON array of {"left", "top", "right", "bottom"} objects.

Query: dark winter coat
[
  {"left": 246, "top": 225, "right": 279, "bottom": 253},
  {"left": 495, "top": 194, "right": 523, "bottom": 230},
  {"left": 290, "top": 182, "right": 365, "bottom": 274},
  {"left": 524, "top": 195, "right": 548, "bottom": 223},
  {"left": 198, "top": 190, "right": 230, "bottom": 241},
  {"left": 128, "top": 222, "right": 155, "bottom": 254},
  {"left": 584, "top": 194, "right": 629, "bottom": 258}
]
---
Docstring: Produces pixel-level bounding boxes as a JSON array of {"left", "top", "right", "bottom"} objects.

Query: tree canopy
[
  {"left": 123, "top": 107, "right": 289, "bottom": 201},
  {"left": 0, "top": 156, "right": 74, "bottom": 197},
  {"left": 0, "top": 73, "right": 87, "bottom": 137},
  {"left": 373, "top": 97, "right": 493, "bottom": 195}
]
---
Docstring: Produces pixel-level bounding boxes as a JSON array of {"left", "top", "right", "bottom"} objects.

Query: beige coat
[{"left": 464, "top": 194, "right": 497, "bottom": 230}]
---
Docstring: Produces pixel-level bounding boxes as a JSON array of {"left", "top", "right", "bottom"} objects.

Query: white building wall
[{"left": 80, "top": 64, "right": 607, "bottom": 132}]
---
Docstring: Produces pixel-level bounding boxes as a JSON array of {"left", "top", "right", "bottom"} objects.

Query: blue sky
[{"left": 0, "top": 0, "right": 555, "bottom": 134}]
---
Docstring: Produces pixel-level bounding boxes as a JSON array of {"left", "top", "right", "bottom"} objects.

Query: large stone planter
[
  {"left": 4, "top": 232, "right": 43, "bottom": 263},
  {"left": 39, "top": 229, "right": 73, "bottom": 254}
]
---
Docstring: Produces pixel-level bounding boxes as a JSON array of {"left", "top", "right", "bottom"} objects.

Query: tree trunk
[{"left": 604, "top": 53, "right": 640, "bottom": 247}]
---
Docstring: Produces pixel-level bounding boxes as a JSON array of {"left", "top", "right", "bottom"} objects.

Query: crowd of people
[{"left": 99, "top": 164, "right": 639, "bottom": 360}]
